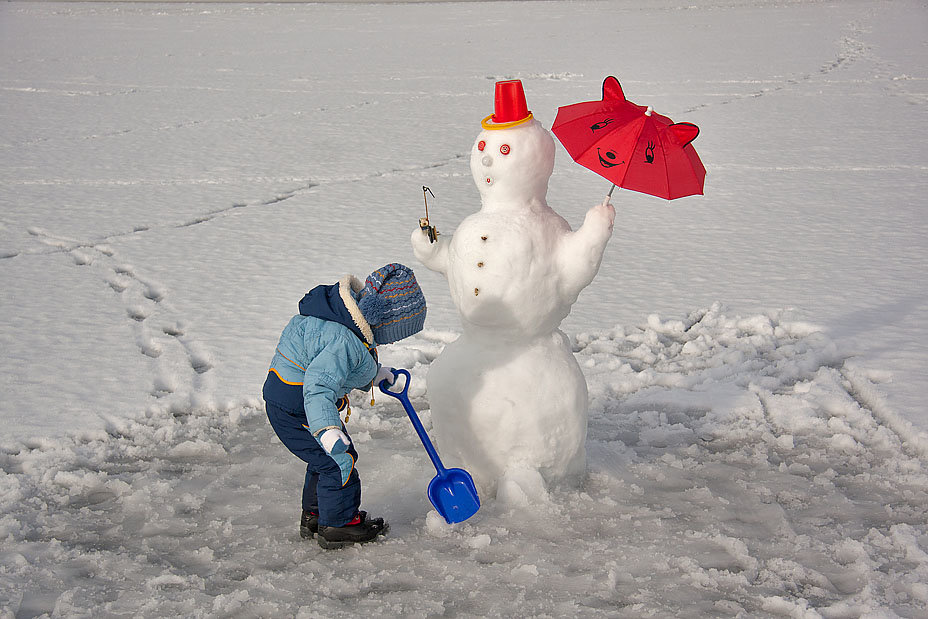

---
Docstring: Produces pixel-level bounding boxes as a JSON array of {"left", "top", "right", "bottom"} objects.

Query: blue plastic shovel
[{"left": 378, "top": 369, "right": 480, "bottom": 524}]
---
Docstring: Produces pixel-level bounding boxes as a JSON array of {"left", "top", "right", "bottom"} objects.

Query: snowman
[{"left": 411, "top": 80, "right": 615, "bottom": 497}]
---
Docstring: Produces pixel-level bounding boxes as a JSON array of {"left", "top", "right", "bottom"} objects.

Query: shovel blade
[{"left": 428, "top": 467, "right": 481, "bottom": 524}]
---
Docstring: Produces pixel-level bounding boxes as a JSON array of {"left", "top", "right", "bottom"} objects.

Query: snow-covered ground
[{"left": 1, "top": 1, "right": 926, "bottom": 616}]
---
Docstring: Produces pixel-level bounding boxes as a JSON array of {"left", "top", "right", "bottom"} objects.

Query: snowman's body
[{"left": 412, "top": 112, "right": 614, "bottom": 494}]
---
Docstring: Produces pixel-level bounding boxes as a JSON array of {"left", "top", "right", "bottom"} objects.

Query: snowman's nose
[{"left": 482, "top": 155, "right": 493, "bottom": 167}]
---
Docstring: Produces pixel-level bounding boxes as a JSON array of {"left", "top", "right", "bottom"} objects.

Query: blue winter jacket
[{"left": 265, "top": 275, "right": 379, "bottom": 439}]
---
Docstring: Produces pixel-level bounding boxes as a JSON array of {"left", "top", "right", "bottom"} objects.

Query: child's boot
[
  {"left": 300, "top": 510, "right": 319, "bottom": 539},
  {"left": 317, "top": 511, "right": 389, "bottom": 549}
]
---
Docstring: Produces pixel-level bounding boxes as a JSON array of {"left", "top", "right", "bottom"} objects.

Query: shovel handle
[
  {"left": 378, "top": 369, "right": 447, "bottom": 475},
  {"left": 378, "top": 368, "right": 410, "bottom": 397}
]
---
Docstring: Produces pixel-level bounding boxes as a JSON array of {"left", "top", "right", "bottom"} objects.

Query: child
[{"left": 263, "top": 263, "right": 426, "bottom": 549}]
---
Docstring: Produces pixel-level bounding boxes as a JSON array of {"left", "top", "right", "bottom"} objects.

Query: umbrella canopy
[{"left": 551, "top": 76, "right": 706, "bottom": 200}]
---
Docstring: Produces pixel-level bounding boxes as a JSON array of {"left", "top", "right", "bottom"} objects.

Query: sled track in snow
[
  {"left": 1, "top": 305, "right": 926, "bottom": 616},
  {"left": 0, "top": 147, "right": 465, "bottom": 249},
  {"left": 675, "top": 7, "right": 923, "bottom": 117}
]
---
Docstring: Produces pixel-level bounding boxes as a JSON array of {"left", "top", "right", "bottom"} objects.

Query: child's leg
[
  {"left": 303, "top": 468, "right": 319, "bottom": 513},
  {"left": 265, "top": 400, "right": 362, "bottom": 526},
  {"left": 314, "top": 444, "right": 361, "bottom": 527}
]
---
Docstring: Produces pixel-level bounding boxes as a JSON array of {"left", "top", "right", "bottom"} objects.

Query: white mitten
[
  {"left": 320, "top": 428, "right": 351, "bottom": 455},
  {"left": 375, "top": 365, "right": 396, "bottom": 387}
]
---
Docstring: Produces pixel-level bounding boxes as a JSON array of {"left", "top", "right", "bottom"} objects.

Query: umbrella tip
[{"left": 645, "top": 106, "right": 653, "bottom": 117}]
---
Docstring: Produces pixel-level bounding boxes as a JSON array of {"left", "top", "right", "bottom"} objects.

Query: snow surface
[{"left": 1, "top": 0, "right": 927, "bottom": 616}]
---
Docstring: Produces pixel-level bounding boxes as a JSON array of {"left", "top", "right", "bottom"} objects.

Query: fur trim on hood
[{"left": 338, "top": 275, "right": 375, "bottom": 346}]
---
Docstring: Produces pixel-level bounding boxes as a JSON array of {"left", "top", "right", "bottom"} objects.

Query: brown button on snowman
[{"left": 412, "top": 80, "right": 615, "bottom": 499}]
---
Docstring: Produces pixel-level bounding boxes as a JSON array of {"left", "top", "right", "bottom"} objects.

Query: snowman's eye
[
  {"left": 500, "top": 144, "right": 511, "bottom": 155},
  {"left": 477, "top": 141, "right": 486, "bottom": 152}
]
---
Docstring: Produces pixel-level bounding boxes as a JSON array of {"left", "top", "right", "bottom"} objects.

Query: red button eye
[
  {"left": 477, "top": 140, "right": 486, "bottom": 152},
  {"left": 500, "top": 144, "right": 511, "bottom": 155}
]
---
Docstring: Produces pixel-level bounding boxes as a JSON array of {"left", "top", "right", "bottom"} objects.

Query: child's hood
[{"left": 298, "top": 275, "right": 376, "bottom": 347}]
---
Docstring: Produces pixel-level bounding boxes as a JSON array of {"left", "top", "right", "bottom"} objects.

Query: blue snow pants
[{"left": 263, "top": 375, "right": 361, "bottom": 528}]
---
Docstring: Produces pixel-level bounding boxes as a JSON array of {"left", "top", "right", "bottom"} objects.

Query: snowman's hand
[
  {"left": 576, "top": 199, "right": 615, "bottom": 249},
  {"left": 588, "top": 196, "right": 616, "bottom": 231},
  {"left": 556, "top": 200, "right": 616, "bottom": 298},
  {"left": 410, "top": 225, "right": 449, "bottom": 275}
]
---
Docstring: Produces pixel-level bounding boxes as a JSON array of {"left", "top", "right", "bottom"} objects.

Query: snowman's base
[
  {"left": 427, "top": 329, "right": 589, "bottom": 494},
  {"left": 496, "top": 467, "right": 550, "bottom": 506}
]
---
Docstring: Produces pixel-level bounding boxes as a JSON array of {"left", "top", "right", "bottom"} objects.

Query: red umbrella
[{"left": 551, "top": 76, "right": 706, "bottom": 200}]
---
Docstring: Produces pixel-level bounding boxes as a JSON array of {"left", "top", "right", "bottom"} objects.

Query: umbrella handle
[{"left": 607, "top": 184, "right": 617, "bottom": 198}]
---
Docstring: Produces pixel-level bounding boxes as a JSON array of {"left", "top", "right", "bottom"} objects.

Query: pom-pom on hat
[
  {"left": 482, "top": 79, "right": 534, "bottom": 130},
  {"left": 357, "top": 263, "right": 427, "bottom": 345}
]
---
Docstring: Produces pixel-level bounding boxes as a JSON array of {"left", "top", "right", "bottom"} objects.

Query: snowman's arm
[
  {"left": 410, "top": 225, "right": 450, "bottom": 277},
  {"left": 557, "top": 197, "right": 615, "bottom": 298}
]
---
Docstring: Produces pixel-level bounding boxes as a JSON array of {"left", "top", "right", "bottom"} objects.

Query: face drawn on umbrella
[
  {"left": 591, "top": 118, "right": 615, "bottom": 132},
  {"left": 597, "top": 148, "right": 625, "bottom": 168},
  {"left": 645, "top": 141, "right": 655, "bottom": 164}
]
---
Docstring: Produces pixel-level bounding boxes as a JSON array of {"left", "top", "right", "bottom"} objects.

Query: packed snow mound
[{"left": 2, "top": 306, "right": 927, "bottom": 617}]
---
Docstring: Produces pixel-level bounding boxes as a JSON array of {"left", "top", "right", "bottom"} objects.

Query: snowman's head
[{"left": 471, "top": 119, "right": 555, "bottom": 207}]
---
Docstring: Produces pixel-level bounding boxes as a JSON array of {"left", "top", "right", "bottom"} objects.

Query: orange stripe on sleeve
[{"left": 275, "top": 348, "right": 306, "bottom": 371}]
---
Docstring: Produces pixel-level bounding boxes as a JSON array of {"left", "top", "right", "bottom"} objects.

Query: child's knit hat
[{"left": 358, "top": 263, "right": 427, "bottom": 345}]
